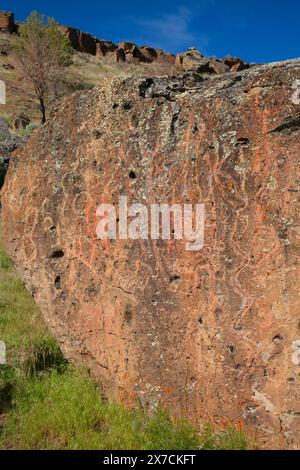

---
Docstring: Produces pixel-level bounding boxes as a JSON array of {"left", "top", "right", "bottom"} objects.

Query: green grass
[{"left": 0, "top": 242, "right": 248, "bottom": 450}]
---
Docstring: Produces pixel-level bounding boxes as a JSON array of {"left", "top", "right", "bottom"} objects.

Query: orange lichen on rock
[{"left": 1, "top": 59, "right": 300, "bottom": 449}]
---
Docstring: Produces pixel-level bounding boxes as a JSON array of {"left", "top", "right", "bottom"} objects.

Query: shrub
[{"left": 17, "top": 123, "right": 39, "bottom": 139}]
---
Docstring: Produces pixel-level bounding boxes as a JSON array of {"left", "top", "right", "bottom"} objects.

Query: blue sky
[{"left": 2, "top": 0, "right": 299, "bottom": 63}]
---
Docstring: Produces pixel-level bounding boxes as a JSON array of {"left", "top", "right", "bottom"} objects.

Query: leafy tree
[{"left": 13, "top": 12, "right": 73, "bottom": 124}]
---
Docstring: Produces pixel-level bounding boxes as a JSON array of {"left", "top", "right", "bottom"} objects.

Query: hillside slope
[{"left": 0, "top": 32, "right": 180, "bottom": 127}]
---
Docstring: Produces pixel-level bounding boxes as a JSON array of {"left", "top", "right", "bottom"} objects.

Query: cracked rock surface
[{"left": 1, "top": 58, "right": 300, "bottom": 449}]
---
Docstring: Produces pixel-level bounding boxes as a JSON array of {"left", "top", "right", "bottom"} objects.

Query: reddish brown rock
[
  {"left": 116, "top": 43, "right": 154, "bottom": 64},
  {"left": 2, "top": 59, "right": 300, "bottom": 449},
  {"left": 208, "top": 58, "right": 230, "bottom": 75},
  {"left": 0, "top": 11, "right": 14, "bottom": 33},
  {"left": 176, "top": 48, "right": 205, "bottom": 70},
  {"left": 96, "top": 40, "right": 117, "bottom": 58},
  {"left": 124, "top": 45, "right": 144, "bottom": 63},
  {"left": 59, "top": 23, "right": 176, "bottom": 65},
  {"left": 224, "top": 57, "right": 250, "bottom": 72},
  {"left": 139, "top": 46, "right": 158, "bottom": 63},
  {"left": 230, "top": 61, "right": 250, "bottom": 73},
  {"left": 60, "top": 26, "right": 80, "bottom": 50},
  {"left": 0, "top": 10, "right": 190, "bottom": 68},
  {"left": 115, "top": 48, "right": 126, "bottom": 62},
  {"left": 95, "top": 42, "right": 105, "bottom": 58},
  {"left": 78, "top": 32, "right": 97, "bottom": 55},
  {"left": 176, "top": 49, "right": 251, "bottom": 75},
  {"left": 118, "top": 41, "right": 135, "bottom": 53},
  {"left": 151, "top": 48, "right": 176, "bottom": 65},
  {"left": 61, "top": 26, "right": 97, "bottom": 55}
]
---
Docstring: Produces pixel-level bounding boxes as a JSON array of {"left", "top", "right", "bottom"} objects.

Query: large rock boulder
[
  {"left": 1, "top": 59, "right": 300, "bottom": 449},
  {"left": 176, "top": 47, "right": 205, "bottom": 69}
]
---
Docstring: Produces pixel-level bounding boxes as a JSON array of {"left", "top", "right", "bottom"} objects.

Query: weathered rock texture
[
  {"left": 48, "top": 29, "right": 177, "bottom": 66},
  {"left": 0, "top": 11, "right": 15, "bottom": 34},
  {"left": 1, "top": 59, "right": 300, "bottom": 449},
  {"left": 175, "top": 48, "right": 250, "bottom": 74}
]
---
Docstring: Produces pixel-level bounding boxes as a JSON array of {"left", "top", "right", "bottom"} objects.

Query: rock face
[
  {"left": 2, "top": 59, "right": 300, "bottom": 449},
  {"left": 0, "top": 9, "right": 177, "bottom": 65},
  {"left": 0, "top": 11, "right": 15, "bottom": 34},
  {"left": 0, "top": 9, "right": 250, "bottom": 72},
  {"left": 60, "top": 29, "right": 177, "bottom": 65},
  {"left": 176, "top": 48, "right": 250, "bottom": 74},
  {"left": 60, "top": 26, "right": 98, "bottom": 56}
]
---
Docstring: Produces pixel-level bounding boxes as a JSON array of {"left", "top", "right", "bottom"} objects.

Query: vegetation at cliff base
[{"left": 0, "top": 243, "right": 247, "bottom": 450}]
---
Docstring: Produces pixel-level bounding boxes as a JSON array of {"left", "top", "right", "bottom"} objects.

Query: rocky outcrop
[
  {"left": 59, "top": 28, "right": 178, "bottom": 65},
  {"left": 60, "top": 26, "right": 99, "bottom": 56},
  {"left": 0, "top": 9, "right": 176, "bottom": 65},
  {"left": 0, "top": 11, "right": 15, "bottom": 34},
  {"left": 58, "top": 27, "right": 178, "bottom": 65},
  {"left": 0, "top": 9, "right": 250, "bottom": 72},
  {"left": 2, "top": 59, "right": 300, "bottom": 449},
  {"left": 176, "top": 47, "right": 204, "bottom": 68},
  {"left": 224, "top": 56, "right": 251, "bottom": 72},
  {"left": 96, "top": 40, "right": 117, "bottom": 59},
  {"left": 176, "top": 48, "right": 250, "bottom": 74}
]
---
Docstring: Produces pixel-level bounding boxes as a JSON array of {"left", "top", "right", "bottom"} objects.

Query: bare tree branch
[{"left": 12, "top": 12, "right": 73, "bottom": 124}]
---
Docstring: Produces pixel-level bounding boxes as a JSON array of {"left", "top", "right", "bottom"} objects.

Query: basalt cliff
[
  {"left": 1, "top": 58, "right": 300, "bottom": 449},
  {"left": 0, "top": 10, "right": 249, "bottom": 73}
]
